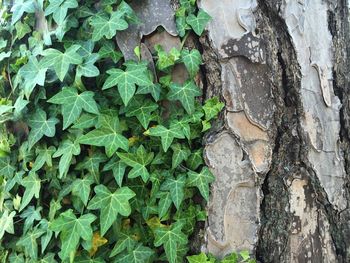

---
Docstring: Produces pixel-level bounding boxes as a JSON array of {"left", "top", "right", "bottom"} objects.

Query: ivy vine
[{"left": 0, "top": 0, "right": 230, "bottom": 262}]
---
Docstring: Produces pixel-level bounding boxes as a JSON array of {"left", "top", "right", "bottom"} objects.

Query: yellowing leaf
[{"left": 89, "top": 232, "right": 108, "bottom": 256}]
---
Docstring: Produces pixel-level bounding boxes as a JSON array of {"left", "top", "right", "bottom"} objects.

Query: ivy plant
[{"left": 0, "top": 0, "right": 230, "bottom": 262}]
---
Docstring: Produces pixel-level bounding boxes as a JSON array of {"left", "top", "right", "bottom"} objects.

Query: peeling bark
[{"left": 198, "top": 0, "right": 350, "bottom": 262}]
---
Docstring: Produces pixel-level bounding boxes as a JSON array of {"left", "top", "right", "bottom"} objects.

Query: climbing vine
[{"left": 0, "top": 0, "right": 231, "bottom": 262}]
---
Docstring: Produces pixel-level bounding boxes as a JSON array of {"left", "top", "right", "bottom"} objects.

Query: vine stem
[{"left": 180, "top": 31, "right": 190, "bottom": 49}]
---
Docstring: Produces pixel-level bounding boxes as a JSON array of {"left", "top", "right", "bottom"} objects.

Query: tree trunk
[{"left": 198, "top": 0, "right": 350, "bottom": 262}]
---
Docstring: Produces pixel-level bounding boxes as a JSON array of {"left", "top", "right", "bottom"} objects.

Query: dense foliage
[{"left": 0, "top": 0, "right": 232, "bottom": 262}]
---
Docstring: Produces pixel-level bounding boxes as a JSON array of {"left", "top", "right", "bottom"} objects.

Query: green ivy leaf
[
  {"left": 50, "top": 209, "right": 96, "bottom": 261},
  {"left": 0, "top": 210, "right": 16, "bottom": 239},
  {"left": 11, "top": 0, "right": 36, "bottom": 25},
  {"left": 0, "top": 157, "right": 16, "bottom": 178},
  {"left": 114, "top": 244, "right": 154, "bottom": 263},
  {"left": 103, "top": 157, "right": 126, "bottom": 187},
  {"left": 186, "top": 9, "right": 211, "bottom": 36},
  {"left": 76, "top": 152, "right": 107, "bottom": 183},
  {"left": 27, "top": 108, "right": 59, "bottom": 150},
  {"left": 16, "top": 228, "right": 46, "bottom": 260},
  {"left": 117, "top": 145, "right": 154, "bottom": 182},
  {"left": 53, "top": 138, "right": 81, "bottom": 178},
  {"left": 20, "top": 172, "right": 41, "bottom": 212},
  {"left": 168, "top": 80, "right": 202, "bottom": 114},
  {"left": 171, "top": 143, "right": 190, "bottom": 169},
  {"left": 15, "top": 21, "right": 31, "bottom": 39},
  {"left": 125, "top": 97, "right": 158, "bottom": 129},
  {"left": 157, "top": 191, "right": 172, "bottom": 219},
  {"left": 79, "top": 115, "right": 129, "bottom": 157},
  {"left": 76, "top": 53, "right": 100, "bottom": 78},
  {"left": 98, "top": 42, "right": 123, "bottom": 63},
  {"left": 187, "top": 167, "right": 215, "bottom": 201},
  {"left": 48, "top": 86, "right": 99, "bottom": 129},
  {"left": 71, "top": 175, "right": 94, "bottom": 206},
  {"left": 90, "top": 11, "right": 128, "bottom": 41},
  {"left": 186, "top": 149, "right": 203, "bottom": 170},
  {"left": 181, "top": 49, "right": 202, "bottom": 78},
  {"left": 88, "top": 185, "right": 135, "bottom": 235},
  {"left": 161, "top": 174, "right": 186, "bottom": 209},
  {"left": 147, "top": 123, "right": 185, "bottom": 152},
  {"left": 45, "top": 0, "right": 78, "bottom": 25},
  {"left": 102, "top": 61, "right": 153, "bottom": 105},
  {"left": 203, "top": 97, "right": 225, "bottom": 121},
  {"left": 137, "top": 83, "right": 161, "bottom": 102},
  {"left": 154, "top": 222, "right": 188, "bottom": 263},
  {"left": 32, "top": 144, "right": 56, "bottom": 171},
  {"left": 41, "top": 45, "right": 82, "bottom": 81},
  {"left": 187, "top": 252, "right": 213, "bottom": 263}
]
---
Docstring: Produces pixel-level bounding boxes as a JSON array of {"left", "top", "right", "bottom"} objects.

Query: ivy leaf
[
  {"left": 71, "top": 175, "right": 94, "bottom": 206},
  {"left": 0, "top": 210, "right": 16, "bottom": 239},
  {"left": 15, "top": 21, "right": 31, "bottom": 39},
  {"left": 19, "top": 172, "right": 41, "bottom": 212},
  {"left": 53, "top": 138, "right": 81, "bottom": 178},
  {"left": 90, "top": 11, "right": 128, "bottom": 41},
  {"left": 0, "top": 157, "right": 16, "bottom": 178},
  {"left": 72, "top": 114, "right": 98, "bottom": 130},
  {"left": 203, "top": 96, "right": 225, "bottom": 121},
  {"left": 98, "top": 42, "right": 123, "bottom": 63},
  {"left": 16, "top": 228, "right": 46, "bottom": 260},
  {"left": 181, "top": 49, "right": 202, "bottom": 78},
  {"left": 154, "top": 222, "right": 188, "bottom": 263},
  {"left": 76, "top": 152, "right": 107, "bottom": 183},
  {"left": 27, "top": 108, "right": 59, "bottom": 150},
  {"left": 157, "top": 191, "right": 172, "bottom": 219},
  {"left": 41, "top": 45, "right": 82, "bottom": 81},
  {"left": 32, "top": 144, "right": 56, "bottom": 171},
  {"left": 186, "top": 149, "right": 203, "bottom": 170},
  {"left": 89, "top": 232, "right": 108, "bottom": 257},
  {"left": 125, "top": 97, "right": 158, "bottom": 129},
  {"left": 76, "top": 53, "right": 100, "bottom": 78},
  {"left": 168, "top": 80, "right": 202, "bottom": 114},
  {"left": 114, "top": 244, "right": 154, "bottom": 263},
  {"left": 187, "top": 252, "right": 213, "bottom": 263},
  {"left": 110, "top": 232, "right": 137, "bottom": 257},
  {"left": 186, "top": 9, "right": 211, "bottom": 36},
  {"left": 161, "top": 175, "right": 186, "bottom": 209},
  {"left": 20, "top": 206, "right": 42, "bottom": 234},
  {"left": 171, "top": 143, "right": 190, "bottom": 169},
  {"left": 102, "top": 61, "right": 153, "bottom": 105},
  {"left": 117, "top": 145, "right": 154, "bottom": 182},
  {"left": 48, "top": 86, "right": 99, "bottom": 129},
  {"left": 50, "top": 209, "right": 96, "bottom": 261},
  {"left": 88, "top": 185, "right": 135, "bottom": 235},
  {"left": 137, "top": 83, "right": 161, "bottom": 102},
  {"left": 79, "top": 115, "right": 129, "bottom": 157},
  {"left": 45, "top": 0, "right": 78, "bottom": 25},
  {"left": 11, "top": 0, "right": 36, "bottom": 25},
  {"left": 147, "top": 123, "right": 185, "bottom": 152},
  {"left": 103, "top": 157, "right": 126, "bottom": 187},
  {"left": 176, "top": 16, "right": 189, "bottom": 38},
  {"left": 187, "top": 167, "right": 215, "bottom": 201}
]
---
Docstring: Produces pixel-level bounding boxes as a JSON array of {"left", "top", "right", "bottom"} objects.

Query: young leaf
[
  {"left": 87, "top": 185, "right": 135, "bottom": 235},
  {"left": 50, "top": 209, "right": 96, "bottom": 261},
  {"left": 186, "top": 9, "right": 211, "bottom": 36},
  {"left": 45, "top": 0, "right": 78, "bottom": 25},
  {"left": 90, "top": 11, "right": 128, "bottom": 41},
  {"left": 168, "top": 80, "right": 202, "bottom": 114},
  {"left": 154, "top": 222, "right": 188, "bottom": 263},
  {"left": 20, "top": 172, "right": 41, "bottom": 212},
  {"left": 48, "top": 87, "right": 99, "bottom": 129},
  {"left": 181, "top": 49, "right": 202, "bottom": 78},
  {"left": 203, "top": 97, "right": 225, "bottom": 121},
  {"left": 102, "top": 61, "right": 153, "bottom": 105},
  {"left": 27, "top": 108, "right": 59, "bottom": 150},
  {"left": 41, "top": 45, "right": 82, "bottom": 81},
  {"left": 117, "top": 145, "right": 154, "bottom": 182},
  {"left": 79, "top": 115, "right": 129, "bottom": 157},
  {"left": 186, "top": 167, "right": 215, "bottom": 201},
  {"left": 187, "top": 252, "right": 212, "bottom": 263},
  {"left": 147, "top": 123, "right": 185, "bottom": 152}
]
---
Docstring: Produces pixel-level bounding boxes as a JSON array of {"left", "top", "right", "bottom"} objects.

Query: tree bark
[{"left": 198, "top": 0, "right": 350, "bottom": 262}]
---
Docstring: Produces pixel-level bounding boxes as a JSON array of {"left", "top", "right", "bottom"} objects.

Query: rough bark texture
[{"left": 198, "top": 0, "right": 350, "bottom": 262}]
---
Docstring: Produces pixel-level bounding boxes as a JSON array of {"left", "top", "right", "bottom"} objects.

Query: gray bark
[{"left": 198, "top": 0, "right": 350, "bottom": 262}]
